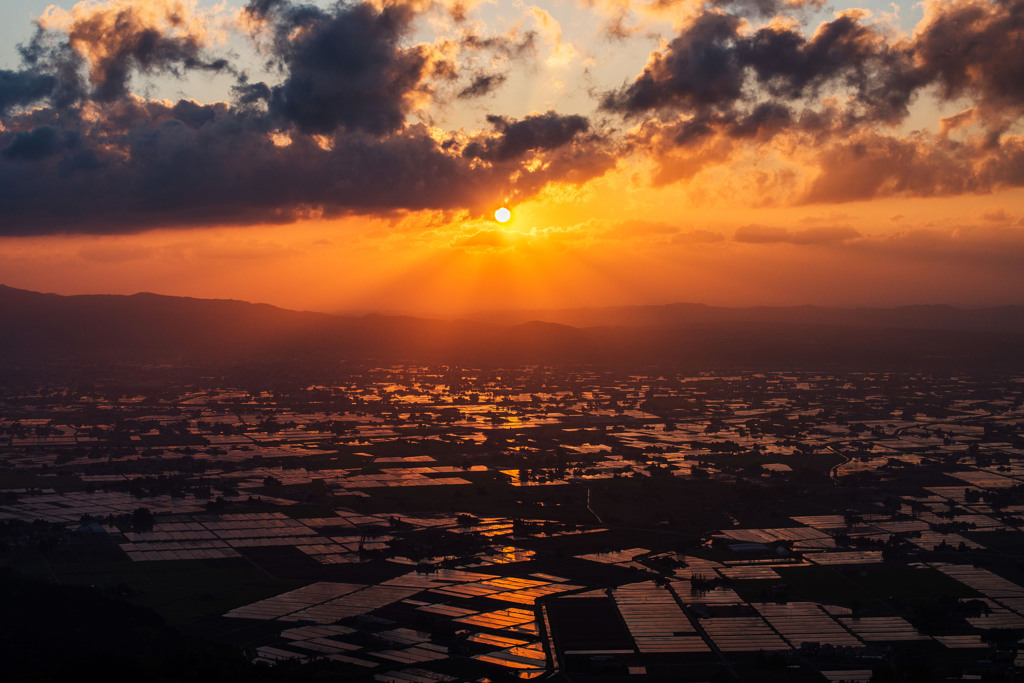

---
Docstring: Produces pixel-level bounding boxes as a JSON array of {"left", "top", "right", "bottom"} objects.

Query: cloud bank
[
  {"left": 0, "top": 0, "right": 608, "bottom": 234},
  {"left": 1, "top": 0, "right": 1024, "bottom": 235},
  {"left": 603, "top": 0, "right": 1024, "bottom": 202}
]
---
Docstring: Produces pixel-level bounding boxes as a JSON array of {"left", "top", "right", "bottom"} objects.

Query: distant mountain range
[
  {"left": 2, "top": 284, "right": 1023, "bottom": 369},
  {"left": 466, "top": 302, "right": 1024, "bottom": 334}
]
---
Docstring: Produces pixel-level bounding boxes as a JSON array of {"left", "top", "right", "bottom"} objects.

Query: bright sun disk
[{"left": 495, "top": 207, "right": 511, "bottom": 223}]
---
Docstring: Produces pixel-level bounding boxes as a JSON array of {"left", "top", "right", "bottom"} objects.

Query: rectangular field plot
[
  {"left": 718, "top": 527, "right": 834, "bottom": 550},
  {"left": 718, "top": 565, "right": 781, "bottom": 580},
  {"left": 806, "top": 551, "right": 883, "bottom": 566},
  {"left": 839, "top": 616, "right": 928, "bottom": 642},
  {"left": 613, "top": 581, "right": 709, "bottom": 654},
  {"left": 701, "top": 616, "right": 788, "bottom": 652},
  {"left": 226, "top": 582, "right": 365, "bottom": 620},
  {"left": 474, "top": 642, "right": 546, "bottom": 671},
  {"left": 285, "top": 583, "right": 423, "bottom": 623},
  {"left": 934, "top": 563, "right": 1024, "bottom": 600},
  {"left": 753, "top": 602, "right": 861, "bottom": 648},
  {"left": 454, "top": 607, "right": 536, "bottom": 630}
]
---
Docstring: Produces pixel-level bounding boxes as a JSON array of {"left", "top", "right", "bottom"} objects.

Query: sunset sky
[{"left": 1, "top": 0, "right": 1023, "bottom": 315}]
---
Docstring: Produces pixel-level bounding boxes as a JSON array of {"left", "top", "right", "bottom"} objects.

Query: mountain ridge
[
  {"left": 464, "top": 301, "right": 1024, "bottom": 333},
  {"left": 2, "top": 284, "right": 1023, "bottom": 369}
]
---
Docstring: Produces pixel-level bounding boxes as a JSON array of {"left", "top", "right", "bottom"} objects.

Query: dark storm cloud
[
  {"left": 0, "top": 69, "right": 56, "bottom": 115},
  {"left": 602, "top": 12, "right": 746, "bottom": 116},
  {"left": 16, "top": 28, "right": 89, "bottom": 109},
  {"left": 0, "top": 98, "right": 604, "bottom": 233},
  {"left": 231, "top": 78, "right": 272, "bottom": 110},
  {"left": 662, "top": 102, "right": 793, "bottom": 148},
  {"left": 603, "top": 10, "right": 920, "bottom": 127},
  {"left": 463, "top": 111, "right": 591, "bottom": 162},
  {"left": 0, "top": 97, "right": 601, "bottom": 233},
  {"left": 738, "top": 14, "right": 921, "bottom": 124},
  {"left": 246, "top": 0, "right": 430, "bottom": 135},
  {"left": 0, "top": 126, "right": 76, "bottom": 161}
]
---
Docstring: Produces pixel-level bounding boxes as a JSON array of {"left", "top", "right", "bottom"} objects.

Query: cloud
[
  {"left": 527, "top": 6, "right": 579, "bottom": 67},
  {"left": 713, "top": 0, "right": 825, "bottom": 16},
  {"left": 0, "top": 94, "right": 614, "bottom": 234},
  {"left": 606, "top": 219, "right": 680, "bottom": 237},
  {"left": 463, "top": 111, "right": 591, "bottom": 162},
  {"left": 0, "top": 0, "right": 615, "bottom": 236},
  {"left": 734, "top": 224, "right": 861, "bottom": 245},
  {"left": 981, "top": 208, "right": 1010, "bottom": 223},
  {"left": 451, "top": 228, "right": 509, "bottom": 248},
  {"left": 457, "top": 72, "right": 507, "bottom": 99},
  {"left": 0, "top": 100, "right": 483, "bottom": 232},
  {"left": 4, "top": 0, "right": 1024, "bottom": 237},
  {"left": 459, "top": 29, "right": 537, "bottom": 60},
  {"left": 603, "top": 0, "right": 1024, "bottom": 202},
  {"left": 584, "top": 0, "right": 824, "bottom": 40},
  {"left": 35, "top": 0, "right": 234, "bottom": 102},
  {"left": 848, "top": 225, "right": 1024, "bottom": 268},
  {"left": 802, "top": 130, "right": 1024, "bottom": 203},
  {"left": 602, "top": 9, "right": 918, "bottom": 127},
  {"left": 244, "top": 0, "right": 433, "bottom": 135},
  {"left": 0, "top": 126, "right": 74, "bottom": 162},
  {"left": 602, "top": 12, "right": 747, "bottom": 116},
  {"left": 0, "top": 69, "right": 57, "bottom": 115},
  {"left": 672, "top": 229, "right": 726, "bottom": 244},
  {"left": 914, "top": 0, "right": 1024, "bottom": 119}
]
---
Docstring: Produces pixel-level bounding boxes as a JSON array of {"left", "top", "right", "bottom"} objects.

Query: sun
[{"left": 494, "top": 207, "right": 511, "bottom": 223}]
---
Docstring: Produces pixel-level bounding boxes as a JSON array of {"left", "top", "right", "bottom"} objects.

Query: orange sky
[{"left": 1, "top": 0, "right": 1023, "bottom": 314}]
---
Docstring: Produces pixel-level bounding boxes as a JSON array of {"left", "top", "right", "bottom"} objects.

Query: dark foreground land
[{"left": 2, "top": 359, "right": 1024, "bottom": 682}]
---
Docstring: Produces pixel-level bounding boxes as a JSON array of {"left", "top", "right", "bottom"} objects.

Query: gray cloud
[
  {"left": 0, "top": 69, "right": 57, "bottom": 115},
  {"left": 248, "top": 0, "right": 429, "bottom": 135},
  {"left": 457, "top": 72, "right": 507, "bottom": 99},
  {"left": 0, "top": 94, "right": 609, "bottom": 234},
  {"left": 463, "top": 111, "right": 591, "bottom": 162},
  {"left": 603, "top": 10, "right": 919, "bottom": 129}
]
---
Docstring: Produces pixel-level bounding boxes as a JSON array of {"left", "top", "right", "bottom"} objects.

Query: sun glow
[{"left": 495, "top": 207, "right": 511, "bottom": 223}]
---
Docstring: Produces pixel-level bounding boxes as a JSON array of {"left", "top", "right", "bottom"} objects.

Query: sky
[{"left": 1, "top": 0, "right": 1023, "bottom": 315}]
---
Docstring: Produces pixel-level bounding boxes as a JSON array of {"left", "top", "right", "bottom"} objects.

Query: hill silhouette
[
  {"left": 466, "top": 302, "right": 1024, "bottom": 334},
  {"left": 0, "top": 285, "right": 581, "bottom": 364},
  {"left": 2, "top": 285, "right": 1023, "bottom": 369}
]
